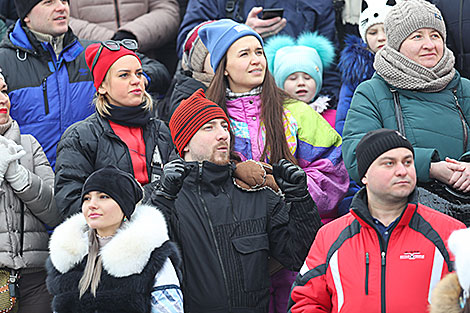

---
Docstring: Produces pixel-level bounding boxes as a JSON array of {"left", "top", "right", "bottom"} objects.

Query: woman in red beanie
[{"left": 54, "top": 39, "right": 175, "bottom": 218}]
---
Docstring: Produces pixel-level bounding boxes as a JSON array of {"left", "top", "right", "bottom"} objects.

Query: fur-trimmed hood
[
  {"left": 338, "top": 34, "right": 375, "bottom": 89},
  {"left": 49, "top": 204, "right": 169, "bottom": 278}
]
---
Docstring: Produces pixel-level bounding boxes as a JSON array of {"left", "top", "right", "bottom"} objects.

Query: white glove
[{"left": 4, "top": 143, "right": 28, "bottom": 191}]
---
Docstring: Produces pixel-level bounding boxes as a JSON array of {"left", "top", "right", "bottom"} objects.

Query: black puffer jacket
[
  {"left": 152, "top": 161, "right": 322, "bottom": 313},
  {"left": 55, "top": 113, "right": 175, "bottom": 217},
  {"left": 437, "top": 0, "right": 470, "bottom": 79}
]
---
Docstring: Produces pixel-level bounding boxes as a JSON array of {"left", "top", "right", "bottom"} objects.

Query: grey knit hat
[
  {"left": 384, "top": 0, "right": 446, "bottom": 50},
  {"left": 356, "top": 129, "right": 414, "bottom": 179}
]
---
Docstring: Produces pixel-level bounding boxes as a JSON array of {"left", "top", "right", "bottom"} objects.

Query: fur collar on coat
[
  {"left": 49, "top": 204, "right": 169, "bottom": 277},
  {"left": 338, "top": 34, "right": 375, "bottom": 89},
  {"left": 430, "top": 273, "right": 463, "bottom": 313}
]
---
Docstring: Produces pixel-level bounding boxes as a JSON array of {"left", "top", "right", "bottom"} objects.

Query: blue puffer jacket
[
  {"left": 176, "top": 0, "right": 340, "bottom": 103},
  {"left": 335, "top": 35, "right": 375, "bottom": 136},
  {"left": 0, "top": 22, "right": 96, "bottom": 168}
]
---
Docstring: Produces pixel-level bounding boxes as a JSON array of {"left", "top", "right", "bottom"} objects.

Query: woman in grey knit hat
[{"left": 342, "top": 0, "right": 470, "bottom": 225}]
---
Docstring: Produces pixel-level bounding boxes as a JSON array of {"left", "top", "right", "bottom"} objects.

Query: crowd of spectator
[{"left": 0, "top": 0, "right": 469, "bottom": 312}]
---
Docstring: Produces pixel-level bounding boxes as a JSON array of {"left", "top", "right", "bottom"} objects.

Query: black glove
[
  {"left": 156, "top": 159, "right": 189, "bottom": 200},
  {"left": 272, "top": 159, "right": 309, "bottom": 201},
  {"left": 112, "top": 30, "right": 138, "bottom": 42}
]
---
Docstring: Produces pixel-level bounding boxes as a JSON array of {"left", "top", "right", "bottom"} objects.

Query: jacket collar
[
  {"left": 49, "top": 204, "right": 169, "bottom": 277},
  {"left": 184, "top": 161, "right": 235, "bottom": 194},
  {"left": 350, "top": 187, "right": 419, "bottom": 229},
  {"left": 7, "top": 21, "right": 82, "bottom": 61}
]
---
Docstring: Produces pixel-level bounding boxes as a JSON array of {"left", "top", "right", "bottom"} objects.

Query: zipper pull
[
  {"left": 381, "top": 251, "right": 386, "bottom": 266},
  {"left": 366, "top": 252, "right": 370, "bottom": 265}
]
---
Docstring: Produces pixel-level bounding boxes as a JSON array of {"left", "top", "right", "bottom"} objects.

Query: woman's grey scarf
[{"left": 374, "top": 45, "right": 456, "bottom": 92}]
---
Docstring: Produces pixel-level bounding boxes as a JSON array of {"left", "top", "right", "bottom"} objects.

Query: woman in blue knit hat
[{"left": 199, "top": 18, "right": 349, "bottom": 313}]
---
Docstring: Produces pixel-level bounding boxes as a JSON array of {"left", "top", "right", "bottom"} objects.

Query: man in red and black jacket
[{"left": 289, "top": 129, "right": 466, "bottom": 313}]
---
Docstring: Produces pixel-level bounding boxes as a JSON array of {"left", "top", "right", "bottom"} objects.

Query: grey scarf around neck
[{"left": 374, "top": 45, "right": 456, "bottom": 92}]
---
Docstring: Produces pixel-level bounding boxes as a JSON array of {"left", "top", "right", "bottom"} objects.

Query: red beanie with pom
[
  {"left": 85, "top": 43, "right": 141, "bottom": 90},
  {"left": 169, "top": 89, "right": 230, "bottom": 157}
]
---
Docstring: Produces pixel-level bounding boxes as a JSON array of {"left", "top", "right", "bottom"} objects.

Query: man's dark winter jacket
[
  {"left": 55, "top": 113, "right": 175, "bottom": 218},
  {"left": 159, "top": 69, "right": 207, "bottom": 121},
  {"left": 288, "top": 189, "right": 466, "bottom": 312},
  {"left": 153, "top": 161, "right": 322, "bottom": 313},
  {"left": 436, "top": 0, "right": 470, "bottom": 79},
  {"left": 0, "top": 22, "right": 171, "bottom": 168},
  {"left": 176, "top": 0, "right": 341, "bottom": 105}
]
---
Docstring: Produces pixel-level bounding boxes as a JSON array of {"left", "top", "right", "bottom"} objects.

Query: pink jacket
[{"left": 226, "top": 95, "right": 349, "bottom": 222}]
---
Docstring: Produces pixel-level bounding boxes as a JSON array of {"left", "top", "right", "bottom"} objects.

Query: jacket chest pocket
[{"left": 232, "top": 233, "right": 270, "bottom": 291}]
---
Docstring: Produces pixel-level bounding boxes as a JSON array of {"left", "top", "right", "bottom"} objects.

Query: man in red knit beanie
[{"left": 151, "top": 88, "right": 322, "bottom": 313}]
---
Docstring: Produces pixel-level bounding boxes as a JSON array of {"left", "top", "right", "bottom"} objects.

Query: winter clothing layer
[
  {"left": 54, "top": 113, "right": 174, "bottom": 218},
  {"left": 0, "top": 22, "right": 96, "bottom": 168},
  {"left": 342, "top": 72, "right": 470, "bottom": 183},
  {"left": 437, "top": 0, "right": 470, "bottom": 79},
  {"left": 358, "top": 0, "right": 394, "bottom": 42},
  {"left": 0, "top": 23, "right": 171, "bottom": 169},
  {"left": 335, "top": 34, "right": 375, "bottom": 136},
  {"left": 46, "top": 204, "right": 182, "bottom": 313},
  {"left": 165, "top": 69, "right": 208, "bottom": 121},
  {"left": 176, "top": 0, "right": 341, "bottom": 103},
  {"left": 69, "top": 0, "right": 180, "bottom": 53},
  {"left": 0, "top": 121, "right": 59, "bottom": 270},
  {"left": 430, "top": 272, "right": 465, "bottom": 313},
  {"left": 152, "top": 161, "right": 322, "bottom": 313},
  {"left": 226, "top": 96, "right": 348, "bottom": 222},
  {"left": 288, "top": 188, "right": 466, "bottom": 312}
]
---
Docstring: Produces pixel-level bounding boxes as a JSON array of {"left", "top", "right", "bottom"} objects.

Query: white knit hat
[{"left": 359, "top": 0, "right": 396, "bottom": 43}]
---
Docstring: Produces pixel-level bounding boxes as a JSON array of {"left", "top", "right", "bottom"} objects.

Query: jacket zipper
[
  {"left": 381, "top": 250, "right": 386, "bottom": 313},
  {"left": 453, "top": 89, "right": 469, "bottom": 152},
  {"left": 197, "top": 163, "right": 232, "bottom": 311},
  {"left": 365, "top": 252, "right": 369, "bottom": 295},
  {"left": 42, "top": 78, "right": 49, "bottom": 115},
  {"left": 113, "top": 0, "right": 121, "bottom": 28}
]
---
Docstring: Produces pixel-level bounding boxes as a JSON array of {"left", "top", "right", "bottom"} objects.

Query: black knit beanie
[
  {"left": 15, "top": 0, "right": 69, "bottom": 21},
  {"left": 356, "top": 129, "right": 414, "bottom": 179},
  {"left": 81, "top": 166, "right": 143, "bottom": 220}
]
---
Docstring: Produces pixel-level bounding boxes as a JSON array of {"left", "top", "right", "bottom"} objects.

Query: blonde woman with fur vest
[
  {"left": 46, "top": 166, "right": 183, "bottom": 313},
  {"left": 430, "top": 228, "right": 470, "bottom": 313}
]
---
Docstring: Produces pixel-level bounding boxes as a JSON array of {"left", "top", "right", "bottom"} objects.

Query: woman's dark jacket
[
  {"left": 152, "top": 161, "right": 322, "bottom": 313},
  {"left": 55, "top": 113, "right": 175, "bottom": 218}
]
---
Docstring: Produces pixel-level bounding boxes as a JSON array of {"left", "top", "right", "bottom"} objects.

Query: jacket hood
[
  {"left": 49, "top": 204, "right": 169, "bottom": 277},
  {"left": 338, "top": 34, "right": 375, "bottom": 89}
]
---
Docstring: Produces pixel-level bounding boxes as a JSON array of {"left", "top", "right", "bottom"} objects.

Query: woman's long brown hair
[{"left": 206, "top": 53, "right": 297, "bottom": 165}]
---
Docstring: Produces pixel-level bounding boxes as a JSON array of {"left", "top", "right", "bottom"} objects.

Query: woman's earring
[
  {"left": 123, "top": 217, "right": 127, "bottom": 222},
  {"left": 224, "top": 70, "right": 228, "bottom": 76}
]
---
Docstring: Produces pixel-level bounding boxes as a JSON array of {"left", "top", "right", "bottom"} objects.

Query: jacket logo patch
[{"left": 400, "top": 251, "right": 424, "bottom": 260}]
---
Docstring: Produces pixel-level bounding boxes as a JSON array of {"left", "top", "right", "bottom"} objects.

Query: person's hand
[
  {"left": 111, "top": 30, "right": 138, "bottom": 42},
  {"left": 233, "top": 160, "right": 266, "bottom": 189},
  {"left": 0, "top": 141, "right": 26, "bottom": 187},
  {"left": 430, "top": 160, "right": 460, "bottom": 184},
  {"left": 156, "top": 159, "right": 189, "bottom": 200},
  {"left": 446, "top": 158, "right": 470, "bottom": 192},
  {"left": 272, "top": 159, "right": 308, "bottom": 201},
  {"left": 233, "top": 160, "right": 280, "bottom": 192},
  {"left": 245, "top": 7, "right": 287, "bottom": 39}
]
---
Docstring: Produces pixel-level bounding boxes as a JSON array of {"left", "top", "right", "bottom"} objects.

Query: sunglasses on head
[{"left": 91, "top": 39, "right": 139, "bottom": 76}]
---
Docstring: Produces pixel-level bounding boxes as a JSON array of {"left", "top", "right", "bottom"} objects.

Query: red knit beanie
[
  {"left": 169, "top": 89, "right": 230, "bottom": 157},
  {"left": 85, "top": 43, "right": 141, "bottom": 90}
]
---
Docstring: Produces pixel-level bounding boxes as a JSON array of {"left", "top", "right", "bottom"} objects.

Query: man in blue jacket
[
  {"left": 0, "top": 0, "right": 170, "bottom": 168},
  {"left": 176, "top": 0, "right": 341, "bottom": 107}
]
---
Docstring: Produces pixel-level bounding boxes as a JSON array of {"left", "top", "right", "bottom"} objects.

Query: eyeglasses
[{"left": 90, "top": 39, "right": 139, "bottom": 76}]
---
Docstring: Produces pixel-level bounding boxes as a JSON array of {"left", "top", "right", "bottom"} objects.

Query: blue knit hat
[
  {"left": 264, "top": 32, "right": 335, "bottom": 100},
  {"left": 199, "top": 19, "right": 263, "bottom": 73}
]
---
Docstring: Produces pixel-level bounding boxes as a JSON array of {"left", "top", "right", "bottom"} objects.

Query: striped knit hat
[{"left": 169, "top": 89, "right": 230, "bottom": 157}]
